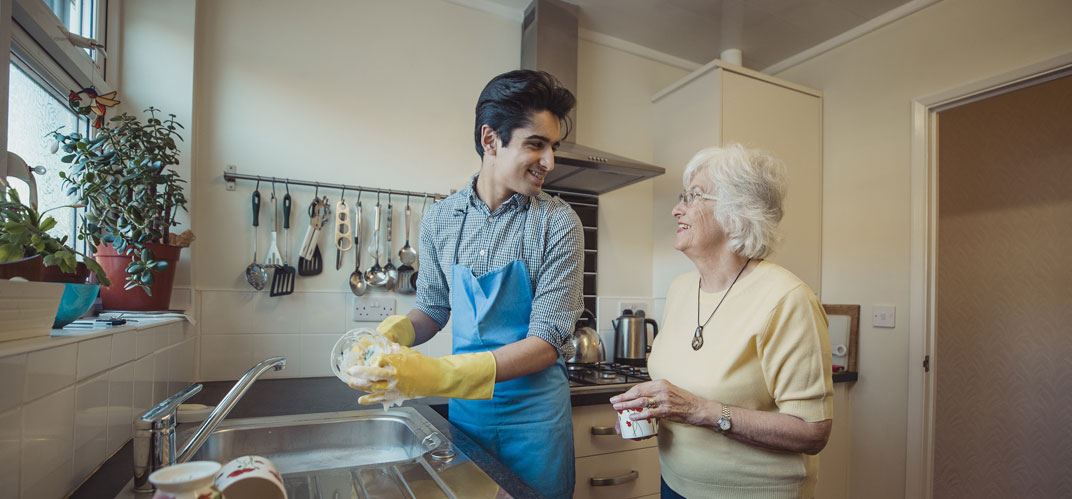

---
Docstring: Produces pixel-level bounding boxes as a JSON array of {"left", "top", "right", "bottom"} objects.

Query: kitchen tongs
[{"left": 298, "top": 196, "right": 327, "bottom": 276}]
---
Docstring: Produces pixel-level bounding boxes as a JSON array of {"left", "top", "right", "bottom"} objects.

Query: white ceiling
[{"left": 472, "top": 0, "right": 917, "bottom": 70}]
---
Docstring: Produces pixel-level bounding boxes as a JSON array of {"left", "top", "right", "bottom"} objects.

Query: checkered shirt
[{"left": 414, "top": 175, "right": 583, "bottom": 359}]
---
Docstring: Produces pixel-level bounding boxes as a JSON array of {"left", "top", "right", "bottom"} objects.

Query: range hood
[{"left": 522, "top": 0, "right": 664, "bottom": 195}]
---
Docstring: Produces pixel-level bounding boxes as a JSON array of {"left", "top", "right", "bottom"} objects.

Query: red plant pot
[
  {"left": 94, "top": 242, "right": 182, "bottom": 311},
  {"left": 0, "top": 254, "right": 44, "bottom": 281}
]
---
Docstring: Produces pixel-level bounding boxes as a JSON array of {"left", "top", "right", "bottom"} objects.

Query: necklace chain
[{"left": 693, "top": 258, "right": 752, "bottom": 350}]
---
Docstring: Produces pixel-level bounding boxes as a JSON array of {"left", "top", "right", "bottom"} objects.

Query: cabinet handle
[
  {"left": 590, "top": 470, "right": 639, "bottom": 486},
  {"left": 590, "top": 425, "right": 616, "bottom": 435}
]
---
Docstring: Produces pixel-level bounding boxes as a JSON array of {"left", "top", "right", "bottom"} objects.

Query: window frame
[{"left": 2, "top": 0, "right": 116, "bottom": 193}]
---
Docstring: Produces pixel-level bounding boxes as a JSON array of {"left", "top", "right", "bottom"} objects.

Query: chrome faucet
[{"left": 132, "top": 356, "right": 286, "bottom": 492}]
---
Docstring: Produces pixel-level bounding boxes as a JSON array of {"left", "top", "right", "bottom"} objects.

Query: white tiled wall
[
  {"left": 0, "top": 320, "right": 195, "bottom": 498},
  {"left": 198, "top": 290, "right": 453, "bottom": 381}
]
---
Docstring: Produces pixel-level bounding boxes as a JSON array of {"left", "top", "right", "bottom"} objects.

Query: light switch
[{"left": 872, "top": 305, "right": 895, "bottom": 328}]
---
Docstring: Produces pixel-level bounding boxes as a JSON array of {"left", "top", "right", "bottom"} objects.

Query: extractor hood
[{"left": 522, "top": 0, "right": 664, "bottom": 195}]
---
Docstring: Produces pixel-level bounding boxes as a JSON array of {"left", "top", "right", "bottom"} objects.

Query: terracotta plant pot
[
  {"left": 41, "top": 261, "right": 91, "bottom": 284},
  {"left": 0, "top": 254, "right": 44, "bottom": 281},
  {"left": 94, "top": 242, "right": 183, "bottom": 311}
]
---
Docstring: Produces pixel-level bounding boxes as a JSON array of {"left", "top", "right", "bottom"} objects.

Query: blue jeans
[{"left": 661, "top": 477, "right": 687, "bottom": 498}]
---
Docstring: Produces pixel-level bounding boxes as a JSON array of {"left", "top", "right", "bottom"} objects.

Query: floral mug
[
  {"left": 616, "top": 407, "right": 658, "bottom": 439},
  {"left": 215, "top": 455, "right": 286, "bottom": 499}
]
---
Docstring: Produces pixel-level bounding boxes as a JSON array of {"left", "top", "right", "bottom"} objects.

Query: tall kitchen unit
[{"left": 651, "top": 61, "right": 822, "bottom": 298}]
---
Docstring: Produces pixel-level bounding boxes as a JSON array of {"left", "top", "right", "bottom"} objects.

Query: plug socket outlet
[
  {"left": 618, "top": 301, "right": 650, "bottom": 317},
  {"left": 352, "top": 296, "right": 396, "bottom": 322}
]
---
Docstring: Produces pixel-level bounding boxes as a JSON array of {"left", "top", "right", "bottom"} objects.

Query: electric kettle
[{"left": 613, "top": 309, "right": 658, "bottom": 366}]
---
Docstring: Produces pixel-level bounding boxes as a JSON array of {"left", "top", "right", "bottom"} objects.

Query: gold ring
[{"left": 646, "top": 397, "right": 657, "bottom": 409}]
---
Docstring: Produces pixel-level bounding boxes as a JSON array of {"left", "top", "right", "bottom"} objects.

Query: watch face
[{"left": 719, "top": 418, "right": 730, "bottom": 431}]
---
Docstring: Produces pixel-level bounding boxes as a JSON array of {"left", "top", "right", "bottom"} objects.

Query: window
[
  {"left": 6, "top": 59, "right": 88, "bottom": 245},
  {"left": 2, "top": 0, "right": 112, "bottom": 250},
  {"left": 44, "top": 0, "right": 97, "bottom": 39}
]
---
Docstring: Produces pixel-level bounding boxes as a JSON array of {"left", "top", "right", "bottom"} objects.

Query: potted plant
[
  {"left": 0, "top": 184, "right": 110, "bottom": 285},
  {"left": 49, "top": 95, "right": 191, "bottom": 310}
]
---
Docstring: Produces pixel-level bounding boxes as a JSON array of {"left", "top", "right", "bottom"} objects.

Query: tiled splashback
[
  {"left": 197, "top": 290, "right": 453, "bottom": 381},
  {"left": 197, "top": 291, "right": 661, "bottom": 377},
  {"left": 0, "top": 319, "right": 195, "bottom": 499}
]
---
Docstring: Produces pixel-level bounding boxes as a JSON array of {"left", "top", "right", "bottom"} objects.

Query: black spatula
[
  {"left": 271, "top": 192, "right": 297, "bottom": 296},
  {"left": 299, "top": 245, "right": 322, "bottom": 276}
]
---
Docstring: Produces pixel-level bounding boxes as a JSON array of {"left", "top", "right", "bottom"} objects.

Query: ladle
[
  {"left": 364, "top": 194, "right": 388, "bottom": 287},
  {"left": 349, "top": 196, "right": 367, "bottom": 296},
  {"left": 383, "top": 195, "right": 397, "bottom": 290}
]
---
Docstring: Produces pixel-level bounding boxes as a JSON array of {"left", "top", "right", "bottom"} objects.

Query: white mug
[{"left": 616, "top": 407, "right": 658, "bottom": 439}]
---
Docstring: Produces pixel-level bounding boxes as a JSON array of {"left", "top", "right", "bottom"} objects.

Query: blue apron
[{"left": 448, "top": 201, "right": 575, "bottom": 499}]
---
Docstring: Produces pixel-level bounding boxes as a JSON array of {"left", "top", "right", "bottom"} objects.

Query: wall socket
[
  {"left": 352, "top": 296, "right": 396, "bottom": 322},
  {"left": 618, "top": 301, "right": 650, "bottom": 317}
]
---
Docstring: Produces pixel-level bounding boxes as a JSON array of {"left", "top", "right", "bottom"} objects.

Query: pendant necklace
[{"left": 693, "top": 258, "right": 752, "bottom": 351}]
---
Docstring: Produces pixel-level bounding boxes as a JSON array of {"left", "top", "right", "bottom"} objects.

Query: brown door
[{"left": 934, "top": 73, "right": 1072, "bottom": 498}]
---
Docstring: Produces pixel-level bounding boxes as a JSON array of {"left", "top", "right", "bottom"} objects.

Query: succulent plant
[{"left": 49, "top": 102, "right": 188, "bottom": 293}]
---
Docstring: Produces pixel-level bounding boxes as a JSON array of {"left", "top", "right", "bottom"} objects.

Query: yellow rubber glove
[
  {"left": 348, "top": 347, "right": 496, "bottom": 404},
  {"left": 376, "top": 315, "right": 415, "bottom": 347}
]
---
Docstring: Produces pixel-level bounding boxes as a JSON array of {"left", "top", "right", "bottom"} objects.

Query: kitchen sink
[{"left": 120, "top": 407, "right": 512, "bottom": 499}]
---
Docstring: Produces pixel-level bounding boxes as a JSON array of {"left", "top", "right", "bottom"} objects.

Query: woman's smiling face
[{"left": 672, "top": 176, "right": 725, "bottom": 256}]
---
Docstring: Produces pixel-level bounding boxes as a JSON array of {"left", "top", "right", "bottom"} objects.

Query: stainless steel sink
[{"left": 120, "top": 407, "right": 512, "bottom": 499}]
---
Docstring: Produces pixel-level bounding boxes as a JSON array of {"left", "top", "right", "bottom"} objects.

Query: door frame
[{"left": 905, "top": 51, "right": 1072, "bottom": 499}]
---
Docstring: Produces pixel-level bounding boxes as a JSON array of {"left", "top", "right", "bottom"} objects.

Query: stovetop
[{"left": 567, "top": 362, "right": 651, "bottom": 388}]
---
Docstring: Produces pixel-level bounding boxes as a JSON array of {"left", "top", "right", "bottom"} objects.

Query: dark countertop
[{"left": 71, "top": 377, "right": 540, "bottom": 499}]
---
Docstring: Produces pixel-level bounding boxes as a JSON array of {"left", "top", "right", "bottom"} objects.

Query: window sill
[{"left": 0, "top": 315, "right": 187, "bottom": 358}]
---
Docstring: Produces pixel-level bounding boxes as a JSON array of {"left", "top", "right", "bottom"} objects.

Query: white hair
[{"left": 682, "top": 143, "right": 787, "bottom": 259}]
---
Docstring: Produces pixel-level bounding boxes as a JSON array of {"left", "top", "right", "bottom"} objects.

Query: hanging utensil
[
  {"left": 396, "top": 195, "right": 416, "bottom": 294},
  {"left": 349, "top": 195, "right": 367, "bottom": 296},
  {"left": 408, "top": 195, "right": 429, "bottom": 291},
  {"left": 364, "top": 194, "right": 388, "bottom": 287},
  {"left": 298, "top": 191, "right": 325, "bottom": 276},
  {"left": 244, "top": 185, "right": 269, "bottom": 290},
  {"left": 335, "top": 189, "right": 352, "bottom": 271},
  {"left": 271, "top": 186, "right": 296, "bottom": 296},
  {"left": 263, "top": 183, "right": 283, "bottom": 267},
  {"left": 383, "top": 195, "right": 398, "bottom": 290}
]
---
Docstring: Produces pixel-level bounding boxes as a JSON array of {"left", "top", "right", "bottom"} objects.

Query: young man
[{"left": 348, "top": 70, "right": 584, "bottom": 499}]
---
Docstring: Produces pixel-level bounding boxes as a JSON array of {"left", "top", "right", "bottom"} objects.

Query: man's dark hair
[{"left": 474, "top": 70, "right": 576, "bottom": 158}]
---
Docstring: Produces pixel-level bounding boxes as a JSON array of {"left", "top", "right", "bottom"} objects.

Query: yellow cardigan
[{"left": 648, "top": 261, "right": 834, "bottom": 499}]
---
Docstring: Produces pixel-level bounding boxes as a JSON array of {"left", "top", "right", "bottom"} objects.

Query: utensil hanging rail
[{"left": 223, "top": 167, "right": 449, "bottom": 200}]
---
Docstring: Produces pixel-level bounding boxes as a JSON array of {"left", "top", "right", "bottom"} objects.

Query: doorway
[{"left": 929, "top": 73, "right": 1072, "bottom": 497}]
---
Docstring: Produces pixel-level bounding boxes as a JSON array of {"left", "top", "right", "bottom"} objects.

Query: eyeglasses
[{"left": 678, "top": 191, "right": 717, "bottom": 206}]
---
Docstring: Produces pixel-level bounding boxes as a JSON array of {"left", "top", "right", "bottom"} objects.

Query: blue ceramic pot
[{"left": 52, "top": 283, "right": 100, "bottom": 328}]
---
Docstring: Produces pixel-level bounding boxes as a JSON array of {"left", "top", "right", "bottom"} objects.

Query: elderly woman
[{"left": 610, "top": 143, "right": 833, "bottom": 499}]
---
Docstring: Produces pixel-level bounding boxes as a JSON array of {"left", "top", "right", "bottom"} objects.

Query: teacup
[
  {"left": 149, "top": 461, "right": 222, "bottom": 499},
  {"left": 215, "top": 455, "right": 286, "bottom": 499},
  {"left": 616, "top": 407, "right": 658, "bottom": 439}
]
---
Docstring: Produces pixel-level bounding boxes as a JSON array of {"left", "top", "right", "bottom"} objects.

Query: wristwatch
[{"left": 716, "top": 403, "right": 732, "bottom": 433}]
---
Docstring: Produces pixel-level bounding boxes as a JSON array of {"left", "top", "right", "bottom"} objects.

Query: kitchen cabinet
[
  {"left": 571, "top": 404, "right": 659, "bottom": 499},
  {"left": 651, "top": 61, "right": 823, "bottom": 296}
]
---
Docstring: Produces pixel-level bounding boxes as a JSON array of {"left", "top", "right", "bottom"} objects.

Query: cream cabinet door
[
  {"left": 574, "top": 446, "right": 660, "bottom": 499},
  {"left": 720, "top": 70, "right": 823, "bottom": 294},
  {"left": 572, "top": 404, "right": 657, "bottom": 458}
]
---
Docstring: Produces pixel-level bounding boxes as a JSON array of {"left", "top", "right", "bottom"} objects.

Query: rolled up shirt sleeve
[
  {"left": 527, "top": 203, "right": 584, "bottom": 359},
  {"left": 414, "top": 205, "right": 451, "bottom": 328}
]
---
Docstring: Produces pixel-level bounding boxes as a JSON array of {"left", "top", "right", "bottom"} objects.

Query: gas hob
[{"left": 567, "top": 362, "right": 651, "bottom": 389}]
